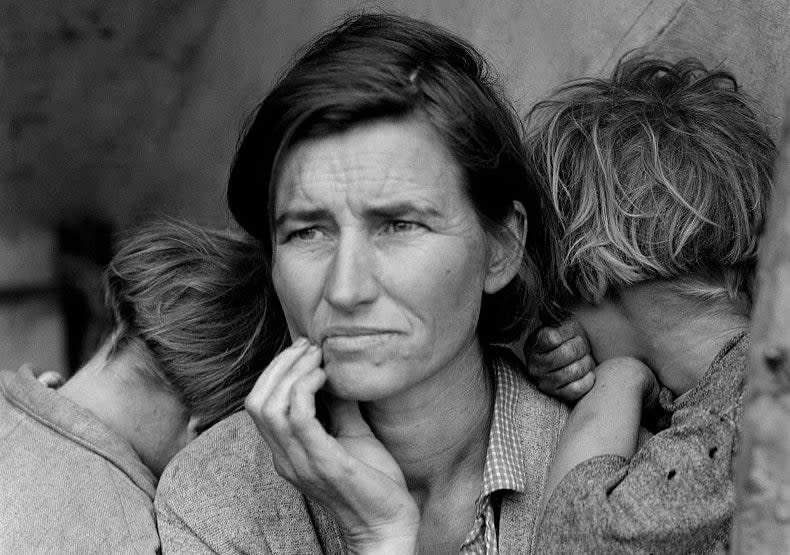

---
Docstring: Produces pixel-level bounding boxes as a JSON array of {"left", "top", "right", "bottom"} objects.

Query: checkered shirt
[{"left": 459, "top": 356, "right": 526, "bottom": 554}]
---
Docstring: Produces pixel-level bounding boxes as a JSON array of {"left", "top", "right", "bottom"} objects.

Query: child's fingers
[
  {"left": 554, "top": 335, "right": 590, "bottom": 363},
  {"left": 36, "top": 370, "right": 65, "bottom": 389},
  {"left": 554, "top": 371, "right": 596, "bottom": 401},
  {"left": 561, "top": 319, "right": 588, "bottom": 341},
  {"left": 530, "top": 334, "right": 590, "bottom": 376},
  {"left": 530, "top": 319, "right": 588, "bottom": 354},
  {"left": 540, "top": 354, "right": 595, "bottom": 390},
  {"left": 532, "top": 326, "right": 570, "bottom": 354}
]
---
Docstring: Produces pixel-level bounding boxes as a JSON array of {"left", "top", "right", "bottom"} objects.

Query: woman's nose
[{"left": 324, "top": 232, "right": 378, "bottom": 311}]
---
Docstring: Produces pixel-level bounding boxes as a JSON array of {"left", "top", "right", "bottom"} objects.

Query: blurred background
[{"left": 2, "top": 0, "right": 789, "bottom": 377}]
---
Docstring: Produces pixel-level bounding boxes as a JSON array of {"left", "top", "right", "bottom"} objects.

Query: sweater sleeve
[
  {"left": 155, "top": 458, "right": 273, "bottom": 555},
  {"left": 153, "top": 414, "right": 279, "bottom": 555},
  {"left": 534, "top": 334, "right": 747, "bottom": 555},
  {"left": 156, "top": 491, "right": 248, "bottom": 555}
]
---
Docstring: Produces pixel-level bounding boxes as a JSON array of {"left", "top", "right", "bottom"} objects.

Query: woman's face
[{"left": 271, "top": 118, "right": 505, "bottom": 401}]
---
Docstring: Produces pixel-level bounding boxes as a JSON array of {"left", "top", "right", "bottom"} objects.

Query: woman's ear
[{"left": 484, "top": 201, "right": 527, "bottom": 294}]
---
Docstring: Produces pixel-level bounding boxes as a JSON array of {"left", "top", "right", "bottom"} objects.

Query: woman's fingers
[
  {"left": 246, "top": 353, "right": 418, "bottom": 546},
  {"left": 288, "top": 368, "right": 334, "bottom": 448},
  {"left": 265, "top": 349, "right": 326, "bottom": 478},
  {"left": 245, "top": 337, "right": 311, "bottom": 414},
  {"left": 266, "top": 345, "right": 322, "bottom": 416},
  {"left": 245, "top": 342, "right": 355, "bottom": 489},
  {"left": 272, "top": 367, "right": 351, "bottom": 488},
  {"left": 245, "top": 338, "right": 320, "bottom": 480},
  {"left": 273, "top": 374, "right": 332, "bottom": 485}
]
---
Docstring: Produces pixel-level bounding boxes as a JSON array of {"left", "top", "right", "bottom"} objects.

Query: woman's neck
[
  {"left": 574, "top": 280, "right": 749, "bottom": 395},
  {"left": 361, "top": 340, "right": 493, "bottom": 504},
  {"left": 58, "top": 348, "right": 193, "bottom": 477}
]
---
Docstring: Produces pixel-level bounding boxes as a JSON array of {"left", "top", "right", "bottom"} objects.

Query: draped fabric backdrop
[{"left": 3, "top": 0, "right": 788, "bottom": 233}]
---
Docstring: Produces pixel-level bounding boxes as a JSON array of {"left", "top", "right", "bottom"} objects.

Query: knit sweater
[
  {"left": 155, "top": 351, "right": 568, "bottom": 554},
  {"left": 0, "top": 366, "right": 159, "bottom": 554},
  {"left": 534, "top": 333, "right": 749, "bottom": 554}
]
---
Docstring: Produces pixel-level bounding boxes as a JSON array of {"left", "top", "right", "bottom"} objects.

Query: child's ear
[
  {"left": 187, "top": 415, "right": 204, "bottom": 440},
  {"left": 484, "top": 201, "right": 527, "bottom": 294}
]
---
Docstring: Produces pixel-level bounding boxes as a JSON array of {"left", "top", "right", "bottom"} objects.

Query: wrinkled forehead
[{"left": 272, "top": 118, "right": 465, "bottom": 218}]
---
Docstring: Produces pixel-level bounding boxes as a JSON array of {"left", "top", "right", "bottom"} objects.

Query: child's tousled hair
[
  {"left": 103, "top": 220, "right": 288, "bottom": 431},
  {"left": 526, "top": 56, "right": 776, "bottom": 309}
]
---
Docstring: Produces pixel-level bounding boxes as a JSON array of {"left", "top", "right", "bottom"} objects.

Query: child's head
[
  {"left": 526, "top": 56, "right": 776, "bottom": 310},
  {"left": 103, "top": 220, "right": 288, "bottom": 432}
]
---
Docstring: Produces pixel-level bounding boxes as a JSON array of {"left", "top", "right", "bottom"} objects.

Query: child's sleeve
[{"left": 534, "top": 334, "right": 747, "bottom": 555}]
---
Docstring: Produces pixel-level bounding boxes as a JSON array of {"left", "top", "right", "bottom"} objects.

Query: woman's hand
[
  {"left": 245, "top": 338, "right": 419, "bottom": 554},
  {"left": 525, "top": 320, "right": 596, "bottom": 402}
]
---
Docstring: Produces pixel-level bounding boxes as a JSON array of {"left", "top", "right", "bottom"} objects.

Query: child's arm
[
  {"left": 542, "top": 357, "right": 658, "bottom": 501},
  {"left": 535, "top": 335, "right": 748, "bottom": 554}
]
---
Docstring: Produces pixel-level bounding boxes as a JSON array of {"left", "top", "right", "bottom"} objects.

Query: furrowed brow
[
  {"left": 366, "top": 202, "right": 442, "bottom": 220},
  {"left": 274, "top": 208, "right": 332, "bottom": 228}
]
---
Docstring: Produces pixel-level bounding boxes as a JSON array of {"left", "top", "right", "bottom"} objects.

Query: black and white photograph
[{"left": 2, "top": 1, "right": 790, "bottom": 553}]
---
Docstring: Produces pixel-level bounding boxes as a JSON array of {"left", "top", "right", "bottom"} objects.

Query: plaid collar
[
  {"left": 461, "top": 350, "right": 528, "bottom": 554},
  {"left": 480, "top": 352, "right": 527, "bottom": 498}
]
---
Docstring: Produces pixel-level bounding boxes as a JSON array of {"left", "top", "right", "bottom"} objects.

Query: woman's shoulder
[
  {"left": 157, "top": 411, "right": 282, "bottom": 500},
  {"left": 155, "top": 411, "right": 329, "bottom": 554}
]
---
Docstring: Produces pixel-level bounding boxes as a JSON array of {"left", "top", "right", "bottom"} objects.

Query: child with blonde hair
[{"left": 525, "top": 57, "right": 775, "bottom": 553}]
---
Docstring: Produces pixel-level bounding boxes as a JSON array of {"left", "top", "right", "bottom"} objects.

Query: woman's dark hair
[
  {"left": 104, "top": 220, "right": 288, "bottom": 431},
  {"left": 227, "top": 12, "right": 559, "bottom": 343}
]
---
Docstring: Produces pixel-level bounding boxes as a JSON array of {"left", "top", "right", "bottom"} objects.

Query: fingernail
[
  {"left": 294, "top": 337, "right": 308, "bottom": 347},
  {"left": 307, "top": 344, "right": 321, "bottom": 354}
]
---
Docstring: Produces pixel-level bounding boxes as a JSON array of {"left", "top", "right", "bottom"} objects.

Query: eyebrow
[
  {"left": 366, "top": 201, "right": 442, "bottom": 220},
  {"left": 274, "top": 202, "right": 442, "bottom": 228},
  {"left": 274, "top": 208, "right": 332, "bottom": 229}
]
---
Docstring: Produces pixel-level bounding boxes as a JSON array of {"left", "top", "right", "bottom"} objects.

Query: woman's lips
[{"left": 322, "top": 332, "right": 397, "bottom": 351}]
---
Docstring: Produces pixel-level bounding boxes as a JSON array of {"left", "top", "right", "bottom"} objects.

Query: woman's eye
[
  {"left": 287, "top": 227, "right": 322, "bottom": 242},
  {"left": 384, "top": 220, "right": 422, "bottom": 234}
]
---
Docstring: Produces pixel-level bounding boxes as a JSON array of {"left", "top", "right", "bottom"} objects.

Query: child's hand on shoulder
[
  {"left": 20, "top": 363, "right": 65, "bottom": 389},
  {"left": 525, "top": 319, "right": 596, "bottom": 402}
]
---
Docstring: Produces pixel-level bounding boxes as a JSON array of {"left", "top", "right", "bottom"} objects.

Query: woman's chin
[{"left": 322, "top": 359, "right": 401, "bottom": 402}]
